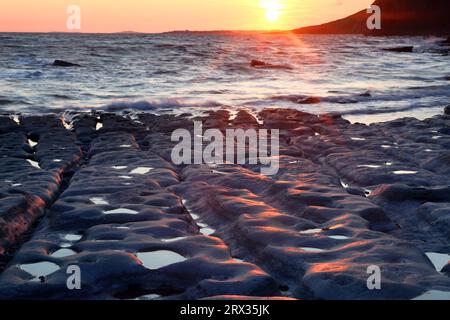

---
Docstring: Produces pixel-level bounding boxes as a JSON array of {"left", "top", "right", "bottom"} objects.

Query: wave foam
[{"left": 102, "top": 99, "right": 222, "bottom": 112}]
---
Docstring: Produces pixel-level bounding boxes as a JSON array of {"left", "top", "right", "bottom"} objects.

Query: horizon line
[{"left": 0, "top": 29, "right": 289, "bottom": 35}]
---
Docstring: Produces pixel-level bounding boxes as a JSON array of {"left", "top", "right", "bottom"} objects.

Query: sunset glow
[
  {"left": 0, "top": 0, "right": 373, "bottom": 33},
  {"left": 260, "top": 0, "right": 284, "bottom": 22}
]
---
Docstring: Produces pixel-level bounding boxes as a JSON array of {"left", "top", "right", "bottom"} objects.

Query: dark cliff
[{"left": 292, "top": 0, "right": 450, "bottom": 36}]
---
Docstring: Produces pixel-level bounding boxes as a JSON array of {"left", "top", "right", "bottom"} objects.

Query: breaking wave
[{"left": 102, "top": 99, "right": 223, "bottom": 112}]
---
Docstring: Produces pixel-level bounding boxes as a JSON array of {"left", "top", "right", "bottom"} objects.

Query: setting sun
[{"left": 260, "top": 0, "right": 284, "bottom": 22}]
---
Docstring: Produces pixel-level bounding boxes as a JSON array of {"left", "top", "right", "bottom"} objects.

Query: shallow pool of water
[
  {"left": 130, "top": 167, "right": 153, "bottom": 175},
  {"left": 61, "top": 234, "right": 82, "bottom": 241},
  {"left": 90, "top": 197, "right": 109, "bottom": 205},
  {"left": 426, "top": 252, "right": 450, "bottom": 272},
  {"left": 19, "top": 261, "right": 60, "bottom": 280},
  {"left": 137, "top": 250, "right": 187, "bottom": 270},
  {"left": 51, "top": 248, "right": 77, "bottom": 258},
  {"left": 300, "top": 247, "right": 325, "bottom": 253},
  {"left": 27, "top": 159, "right": 41, "bottom": 169},
  {"left": 393, "top": 170, "right": 418, "bottom": 175},
  {"left": 300, "top": 228, "right": 322, "bottom": 235},
  {"left": 104, "top": 208, "right": 139, "bottom": 215},
  {"left": 413, "top": 290, "right": 450, "bottom": 300}
]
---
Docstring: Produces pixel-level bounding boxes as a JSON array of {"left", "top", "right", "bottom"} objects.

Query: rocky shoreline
[{"left": 0, "top": 107, "right": 449, "bottom": 300}]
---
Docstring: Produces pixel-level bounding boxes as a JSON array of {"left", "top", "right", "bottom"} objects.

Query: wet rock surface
[
  {"left": 52, "top": 60, "right": 81, "bottom": 67},
  {"left": 0, "top": 108, "right": 449, "bottom": 300},
  {"left": 0, "top": 115, "right": 81, "bottom": 260},
  {"left": 382, "top": 46, "right": 414, "bottom": 53},
  {"left": 445, "top": 105, "right": 450, "bottom": 115},
  {"left": 249, "top": 60, "right": 292, "bottom": 70}
]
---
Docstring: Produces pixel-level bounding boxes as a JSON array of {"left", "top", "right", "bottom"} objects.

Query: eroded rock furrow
[
  {"left": 254, "top": 109, "right": 450, "bottom": 263},
  {"left": 173, "top": 162, "right": 450, "bottom": 300},
  {"left": 0, "top": 115, "right": 283, "bottom": 300},
  {"left": 0, "top": 115, "right": 82, "bottom": 271}
]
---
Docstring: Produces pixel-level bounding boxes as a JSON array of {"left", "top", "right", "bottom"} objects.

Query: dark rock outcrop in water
[
  {"left": 445, "top": 105, "right": 450, "bottom": 115},
  {"left": 250, "top": 60, "right": 266, "bottom": 67},
  {"left": 440, "top": 37, "right": 450, "bottom": 46},
  {"left": 52, "top": 60, "right": 81, "bottom": 67},
  {"left": 292, "top": 0, "right": 450, "bottom": 36},
  {"left": 299, "top": 96, "right": 321, "bottom": 104},
  {"left": 383, "top": 46, "right": 414, "bottom": 53},
  {"left": 250, "top": 59, "right": 292, "bottom": 70}
]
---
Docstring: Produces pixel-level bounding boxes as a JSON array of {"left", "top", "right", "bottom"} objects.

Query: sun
[{"left": 260, "top": 0, "right": 284, "bottom": 23}]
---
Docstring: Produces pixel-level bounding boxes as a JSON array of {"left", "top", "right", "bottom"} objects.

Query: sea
[{"left": 0, "top": 32, "right": 449, "bottom": 124}]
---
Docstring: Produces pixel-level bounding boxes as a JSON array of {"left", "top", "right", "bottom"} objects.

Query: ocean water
[{"left": 0, "top": 32, "right": 449, "bottom": 123}]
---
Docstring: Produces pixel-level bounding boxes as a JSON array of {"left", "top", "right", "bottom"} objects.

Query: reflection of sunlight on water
[
  {"left": 300, "top": 228, "right": 322, "bottom": 235},
  {"left": 104, "top": 208, "right": 139, "bottom": 215},
  {"left": 328, "top": 235, "right": 349, "bottom": 240},
  {"left": 61, "top": 116, "right": 72, "bottom": 130},
  {"left": 28, "top": 138, "right": 38, "bottom": 147},
  {"left": 137, "top": 251, "right": 186, "bottom": 270},
  {"left": 19, "top": 262, "right": 60, "bottom": 281},
  {"left": 27, "top": 159, "right": 41, "bottom": 169},
  {"left": 340, "top": 180, "right": 350, "bottom": 189},
  {"left": 358, "top": 164, "right": 381, "bottom": 169},
  {"left": 11, "top": 115, "right": 20, "bottom": 124},
  {"left": 300, "top": 228, "right": 350, "bottom": 241},
  {"left": 161, "top": 237, "right": 189, "bottom": 243},
  {"left": 113, "top": 166, "right": 127, "bottom": 170},
  {"left": 51, "top": 248, "right": 76, "bottom": 258},
  {"left": 135, "top": 294, "right": 161, "bottom": 301},
  {"left": 130, "top": 167, "right": 153, "bottom": 175},
  {"left": 61, "top": 234, "right": 82, "bottom": 241},
  {"left": 90, "top": 197, "right": 109, "bottom": 205},
  {"left": 182, "top": 200, "right": 216, "bottom": 236},
  {"left": 199, "top": 226, "right": 215, "bottom": 236},
  {"left": 300, "top": 247, "right": 325, "bottom": 253},
  {"left": 426, "top": 252, "right": 450, "bottom": 272},
  {"left": 392, "top": 170, "right": 418, "bottom": 175},
  {"left": 413, "top": 290, "right": 450, "bottom": 300}
]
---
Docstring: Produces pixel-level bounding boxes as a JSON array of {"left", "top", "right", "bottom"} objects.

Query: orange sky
[{"left": 0, "top": 0, "right": 373, "bottom": 33}]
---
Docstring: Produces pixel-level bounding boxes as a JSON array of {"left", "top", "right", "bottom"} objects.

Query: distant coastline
[{"left": 293, "top": 0, "right": 450, "bottom": 36}]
